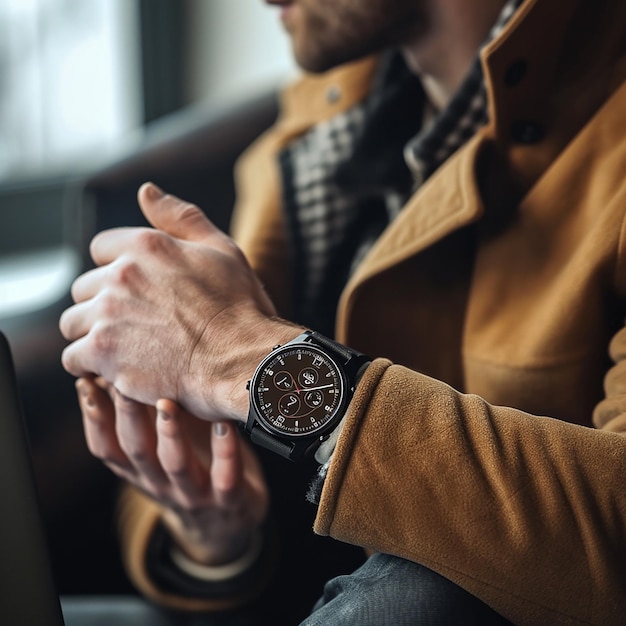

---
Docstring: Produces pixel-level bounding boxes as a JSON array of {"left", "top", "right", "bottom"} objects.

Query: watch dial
[{"left": 252, "top": 345, "right": 345, "bottom": 436}]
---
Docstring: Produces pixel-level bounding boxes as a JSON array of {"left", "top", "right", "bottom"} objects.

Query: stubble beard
[{"left": 287, "top": 0, "right": 426, "bottom": 73}]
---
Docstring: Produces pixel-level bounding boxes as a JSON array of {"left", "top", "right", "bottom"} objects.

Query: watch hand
[{"left": 303, "top": 384, "right": 334, "bottom": 392}]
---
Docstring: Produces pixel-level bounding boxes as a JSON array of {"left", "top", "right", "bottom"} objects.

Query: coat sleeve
[{"left": 314, "top": 357, "right": 626, "bottom": 626}]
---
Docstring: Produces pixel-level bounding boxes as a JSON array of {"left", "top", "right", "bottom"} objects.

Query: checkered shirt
[{"left": 280, "top": 0, "right": 523, "bottom": 339}]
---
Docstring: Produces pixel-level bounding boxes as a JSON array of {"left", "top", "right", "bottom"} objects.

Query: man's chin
[{"left": 292, "top": 42, "right": 372, "bottom": 74}]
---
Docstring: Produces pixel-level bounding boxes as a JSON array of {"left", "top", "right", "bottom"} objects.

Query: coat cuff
[
  {"left": 145, "top": 521, "right": 276, "bottom": 608},
  {"left": 314, "top": 357, "right": 392, "bottom": 535},
  {"left": 118, "top": 486, "right": 277, "bottom": 612}
]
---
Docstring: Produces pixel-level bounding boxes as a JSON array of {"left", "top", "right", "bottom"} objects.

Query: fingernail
[
  {"left": 76, "top": 380, "right": 95, "bottom": 407},
  {"left": 157, "top": 407, "right": 172, "bottom": 422},
  {"left": 81, "top": 392, "right": 95, "bottom": 409},
  {"left": 144, "top": 182, "right": 165, "bottom": 200},
  {"left": 214, "top": 422, "right": 228, "bottom": 437}
]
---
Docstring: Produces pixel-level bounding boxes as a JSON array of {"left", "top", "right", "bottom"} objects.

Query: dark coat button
[
  {"left": 504, "top": 59, "right": 528, "bottom": 87},
  {"left": 326, "top": 85, "right": 342, "bottom": 104},
  {"left": 510, "top": 120, "right": 545, "bottom": 144}
]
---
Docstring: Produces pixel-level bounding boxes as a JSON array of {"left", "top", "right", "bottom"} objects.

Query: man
[{"left": 60, "top": 0, "right": 626, "bottom": 623}]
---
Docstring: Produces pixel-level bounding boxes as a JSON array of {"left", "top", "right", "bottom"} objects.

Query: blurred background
[
  {"left": 0, "top": 0, "right": 301, "bottom": 601},
  {"left": 0, "top": 0, "right": 295, "bottom": 180}
]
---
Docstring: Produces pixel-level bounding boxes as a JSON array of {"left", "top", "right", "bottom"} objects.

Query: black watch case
[{"left": 245, "top": 332, "right": 369, "bottom": 461}]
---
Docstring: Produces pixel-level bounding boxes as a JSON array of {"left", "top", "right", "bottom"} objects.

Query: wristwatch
[{"left": 244, "top": 331, "right": 371, "bottom": 461}]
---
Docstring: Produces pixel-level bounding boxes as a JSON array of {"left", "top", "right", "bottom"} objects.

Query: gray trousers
[{"left": 300, "top": 553, "right": 514, "bottom": 626}]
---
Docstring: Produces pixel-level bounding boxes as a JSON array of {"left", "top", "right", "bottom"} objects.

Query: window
[
  {"left": 0, "top": 0, "right": 141, "bottom": 179},
  {"left": 0, "top": 0, "right": 141, "bottom": 319}
]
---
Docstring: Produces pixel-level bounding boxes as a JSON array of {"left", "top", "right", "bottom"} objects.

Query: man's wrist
[{"left": 188, "top": 317, "right": 304, "bottom": 424}]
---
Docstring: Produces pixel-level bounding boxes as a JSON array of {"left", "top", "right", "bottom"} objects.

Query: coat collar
[
  {"left": 278, "top": 56, "right": 379, "bottom": 137},
  {"left": 336, "top": 0, "right": 626, "bottom": 330},
  {"left": 347, "top": 131, "right": 487, "bottom": 287}
]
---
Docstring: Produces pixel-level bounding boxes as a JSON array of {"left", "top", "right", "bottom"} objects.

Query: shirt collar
[{"left": 404, "top": 0, "right": 525, "bottom": 185}]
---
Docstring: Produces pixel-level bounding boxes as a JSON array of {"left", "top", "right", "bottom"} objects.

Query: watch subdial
[
  {"left": 304, "top": 390, "right": 323, "bottom": 409},
  {"left": 278, "top": 392, "right": 301, "bottom": 416},
  {"left": 298, "top": 368, "right": 319, "bottom": 388},
  {"left": 273, "top": 371, "right": 295, "bottom": 391}
]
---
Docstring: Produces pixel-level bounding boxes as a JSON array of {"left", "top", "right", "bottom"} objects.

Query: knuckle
[
  {"left": 176, "top": 201, "right": 203, "bottom": 224},
  {"left": 162, "top": 456, "right": 191, "bottom": 478},
  {"left": 167, "top": 465, "right": 191, "bottom": 480},
  {"left": 224, "top": 240, "right": 247, "bottom": 266},
  {"left": 97, "top": 290, "right": 119, "bottom": 318},
  {"left": 226, "top": 237, "right": 245, "bottom": 258},
  {"left": 90, "top": 322, "right": 114, "bottom": 360},
  {"left": 135, "top": 229, "right": 170, "bottom": 255},
  {"left": 109, "top": 259, "right": 141, "bottom": 288},
  {"left": 120, "top": 441, "right": 149, "bottom": 465}
]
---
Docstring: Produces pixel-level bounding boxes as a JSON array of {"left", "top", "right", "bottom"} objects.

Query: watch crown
[{"left": 245, "top": 380, "right": 250, "bottom": 390}]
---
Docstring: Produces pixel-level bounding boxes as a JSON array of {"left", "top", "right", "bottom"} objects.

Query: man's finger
[
  {"left": 89, "top": 226, "right": 156, "bottom": 267},
  {"left": 155, "top": 399, "right": 207, "bottom": 503},
  {"left": 210, "top": 421, "right": 244, "bottom": 508},
  {"left": 70, "top": 265, "right": 109, "bottom": 303},
  {"left": 114, "top": 390, "right": 167, "bottom": 489},
  {"left": 77, "top": 377, "right": 131, "bottom": 472},
  {"left": 137, "top": 182, "right": 228, "bottom": 248},
  {"left": 61, "top": 335, "right": 98, "bottom": 378},
  {"left": 59, "top": 299, "right": 97, "bottom": 341}
]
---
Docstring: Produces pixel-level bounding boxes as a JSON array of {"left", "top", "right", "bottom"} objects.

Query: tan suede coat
[{"left": 120, "top": 0, "right": 626, "bottom": 623}]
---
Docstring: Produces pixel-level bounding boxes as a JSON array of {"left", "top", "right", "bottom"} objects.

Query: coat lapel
[{"left": 337, "top": 132, "right": 487, "bottom": 332}]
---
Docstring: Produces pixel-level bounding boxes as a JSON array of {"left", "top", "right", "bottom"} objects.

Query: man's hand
[
  {"left": 60, "top": 183, "right": 300, "bottom": 422},
  {"left": 78, "top": 376, "right": 269, "bottom": 565}
]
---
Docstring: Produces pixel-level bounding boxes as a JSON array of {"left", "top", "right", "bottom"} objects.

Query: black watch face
[{"left": 251, "top": 345, "right": 345, "bottom": 437}]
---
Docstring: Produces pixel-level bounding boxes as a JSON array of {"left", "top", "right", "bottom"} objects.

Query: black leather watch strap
[
  {"left": 307, "top": 331, "right": 356, "bottom": 362},
  {"left": 249, "top": 426, "right": 296, "bottom": 458},
  {"left": 304, "top": 331, "right": 371, "bottom": 385}
]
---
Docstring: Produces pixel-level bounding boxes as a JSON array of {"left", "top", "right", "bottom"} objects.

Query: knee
[{"left": 302, "top": 554, "right": 511, "bottom": 626}]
